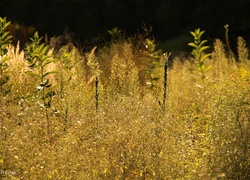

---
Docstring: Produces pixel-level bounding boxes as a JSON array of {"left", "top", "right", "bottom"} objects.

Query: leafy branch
[
  {"left": 108, "top": 27, "right": 122, "bottom": 41},
  {"left": 144, "top": 38, "right": 162, "bottom": 89},
  {"left": 25, "top": 32, "right": 57, "bottom": 106},
  {"left": 25, "top": 32, "right": 56, "bottom": 144},
  {"left": 0, "top": 17, "right": 13, "bottom": 95},
  {"left": 188, "top": 28, "right": 212, "bottom": 80}
]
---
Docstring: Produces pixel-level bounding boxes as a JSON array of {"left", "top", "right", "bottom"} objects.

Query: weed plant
[
  {"left": 0, "top": 17, "right": 12, "bottom": 96},
  {"left": 188, "top": 28, "right": 212, "bottom": 81},
  {"left": 0, "top": 18, "right": 250, "bottom": 179},
  {"left": 25, "top": 32, "right": 57, "bottom": 144}
]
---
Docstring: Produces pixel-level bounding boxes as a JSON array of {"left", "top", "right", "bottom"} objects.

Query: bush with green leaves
[
  {"left": 56, "top": 43, "right": 77, "bottom": 131},
  {"left": 25, "top": 32, "right": 56, "bottom": 107},
  {"left": 25, "top": 31, "right": 56, "bottom": 143},
  {"left": 143, "top": 38, "right": 163, "bottom": 89},
  {"left": 188, "top": 28, "right": 212, "bottom": 80},
  {"left": 108, "top": 27, "right": 122, "bottom": 41},
  {"left": 0, "top": 17, "right": 12, "bottom": 95}
]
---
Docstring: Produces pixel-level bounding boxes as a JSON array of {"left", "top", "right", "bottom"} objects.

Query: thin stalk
[
  {"left": 224, "top": 24, "right": 235, "bottom": 62},
  {"left": 95, "top": 75, "right": 99, "bottom": 112},
  {"left": 41, "top": 61, "right": 51, "bottom": 144},
  {"left": 45, "top": 106, "right": 52, "bottom": 144},
  {"left": 0, "top": 59, "right": 2, "bottom": 93},
  {"left": 162, "top": 52, "right": 171, "bottom": 110},
  {"left": 64, "top": 101, "right": 69, "bottom": 132}
]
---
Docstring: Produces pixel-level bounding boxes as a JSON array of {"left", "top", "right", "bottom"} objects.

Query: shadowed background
[{"left": 1, "top": 0, "right": 250, "bottom": 51}]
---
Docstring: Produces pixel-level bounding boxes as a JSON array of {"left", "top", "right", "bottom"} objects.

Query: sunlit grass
[{"left": 0, "top": 26, "right": 250, "bottom": 179}]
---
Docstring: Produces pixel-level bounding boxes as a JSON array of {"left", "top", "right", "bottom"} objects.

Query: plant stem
[
  {"left": 224, "top": 24, "right": 235, "bottom": 62},
  {"left": 64, "top": 101, "right": 69, "bottom": 132},
  {"left": 162, "top": 52, "right": 171, "bottom": 110},
  {"left": 95, "top": 75, "right": 99, "bottom": 112},
  {"left": 45, "top": 106, "right": 52, "bottom": 145},
  {"left": 0, "top": 57, "right": 2, "bottom": 93}
]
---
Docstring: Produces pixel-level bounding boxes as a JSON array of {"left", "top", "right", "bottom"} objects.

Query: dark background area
[{"left": 1, "top": 0, "right": 250, "bottom": 51}]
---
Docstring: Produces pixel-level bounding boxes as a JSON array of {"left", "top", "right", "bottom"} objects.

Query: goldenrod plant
[
  {"left": 108, "top": 27, "right": 122, "bottom": 41},
  {"left": 143, "top": 38, "right": 162, "bottom": 89},
  {"left": 0, "top": 17, "right": 12, "bottom": 95},
  {"left": 56, "top": 43, "right": 79, "bottom": 131},
  {"left": 25, "top": 32, "right": 57, "bottom": 107},
  {"left": 25, "top": 31, "right": 56, "bottom": 143},
  {"left": 188, "top": 28, "right": 212, "bottom": 80}
]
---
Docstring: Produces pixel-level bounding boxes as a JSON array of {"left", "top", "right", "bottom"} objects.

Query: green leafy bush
[
  {"left": 25, "top": 31, "right": 56, "bottom": 107},
  {"left": 0, "top": 17, "right": 12, "bottom": 95},
  {"left": 25, "top": 31, "right": 57, "bottom": 143},
  {"left": 188, "top": 28, "right": 212, "bottom": 80}
]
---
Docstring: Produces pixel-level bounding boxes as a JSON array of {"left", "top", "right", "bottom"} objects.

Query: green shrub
[
  {"left": 0, "top": 17, "right": 12, "bottom": 96},
  {"left": 188, "top": 28, "right": 212, "bottom": 80},
  {"left": 25, "top": 31, "right": 57, "bottom": 143}
]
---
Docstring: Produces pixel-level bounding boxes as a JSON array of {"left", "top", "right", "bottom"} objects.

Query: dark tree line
[{"left": 1, "top": 0, "right": 250, "bottom": 46}]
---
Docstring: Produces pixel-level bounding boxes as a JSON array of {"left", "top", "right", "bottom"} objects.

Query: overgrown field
[{"left": 1, "top": 18, "right": 250, "bottom": 179}]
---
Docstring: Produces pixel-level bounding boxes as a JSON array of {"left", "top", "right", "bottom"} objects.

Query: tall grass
[{"left": 0, "top": 23, "right": 250, "bottom": 179}]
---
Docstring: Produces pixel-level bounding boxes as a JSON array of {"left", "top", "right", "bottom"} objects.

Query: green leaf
[
  {"left": 195, "top": 28, "right": 200, "bottom": 34},
  {"left": 2, "top": 32, "right": 10, "bottom": 39},
  {"left": 196, "top": 61, "right": 203, "bottom": 68},
  {"left": 151, "top": 61, "right": 161, "bottom": 68},
  {"left": 200, "top": 63, "right": 206, "bottom": 70},
  {"left": 107, "top": 30, "right": 112, "bottom": 35},
  {"left": 152, "top": 77, "right": 160, "bottom": 83},
  {"left": 191, "top": 49, "right": 199, "bottom": 56},
  {"left": 198, "top": 30, "right": 205, "bottom": 39},
  {"left": 45, "top": 91, "right": 56, "bottom": 98},
  {"left": 25, "top": 71, "right": 41, "bottom": 78},
  {"left": 205, "top": 65, "right": 212, "bottom": 72},
  {"left": 0, "top": 56, "right": 11, "bottom": 63},
  {"left": 42, "top": 71, "right": 57, "bottom": 78},
  {"left": 45, "top": 84, "right": 52, "bottom": 88},
  {"left": 41, "top": 45, "right": 49, "bottom": 55},
  {"left": 36, "top": 44, "right": 45, "bottom": 53},
  {"left": 199, "top": 40, "right": 208, "bottom": 46},
  {"left": 190, "top": 57, "right": 196, "bottom": 62},
  {"left": 2, "top": 20, "right": 11, "bottom": 29},
  {"left": 42, "top": 59, "right": 55, "bottom": 67},
  {"left": 26, "top": 57, "right": 35, "bottom": 63},
  {"left": 67, "top": 75, "right": 72, "bottom": 82},
  {"left": 28, "top": 61, "right": 37, "bottom": 69},
  {"left": 200, "top": 53, "right": 211, "bottom": 62},
  {"left": 198, "top": 46, "right": 210, "bottom": 53},
  {"left": 4, "top": 35, "right": 13, "bottom": 42},
  {"left": 1, "top": 46, "right": 9, "bottom": 52},
  {"left": 188, "top": 42, "right": 197, "bottom": 47},
  {"left": 190, "top": 31, "right": 195, "bottom": 37}
]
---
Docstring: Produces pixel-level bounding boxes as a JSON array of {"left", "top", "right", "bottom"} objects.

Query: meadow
[{"left": 0, "top": 17, "right": 250, "bottom": 179}]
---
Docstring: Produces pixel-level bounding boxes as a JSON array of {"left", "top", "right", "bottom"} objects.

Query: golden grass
[{"left": 0, "top": 35, "right": 250, "bottom": 179}]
